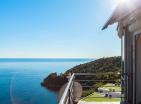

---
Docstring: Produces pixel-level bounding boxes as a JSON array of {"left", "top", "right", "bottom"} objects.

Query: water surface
[{"left": 0, "top": 59, "right": 92, "bottom": 104}]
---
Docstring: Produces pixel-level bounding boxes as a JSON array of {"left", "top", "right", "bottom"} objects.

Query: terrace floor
[{"left": 78, "top": 101, "right": 120, "bottom": 104}]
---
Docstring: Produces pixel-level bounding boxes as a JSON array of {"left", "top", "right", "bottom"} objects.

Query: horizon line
[{"left": 0, "top": 57, "right": 95, "bottom": 59}]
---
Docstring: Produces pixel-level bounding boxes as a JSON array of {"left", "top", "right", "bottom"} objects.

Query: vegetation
[
  {"left": 65, "top": 56, "right": 121, "bottom": 74},
  {"left": 65, "top": 56, "right": 121, "bottom": 95},
  {"left": 41, "top": 56, "right": 121, "bottom": 94},
  {"left": 41, "top": 73, "right": 68, "bottom": 91}
]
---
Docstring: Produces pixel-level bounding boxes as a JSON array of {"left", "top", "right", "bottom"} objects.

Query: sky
[{"left": 0, "top": 0, "right": 121, "bottom": 58}]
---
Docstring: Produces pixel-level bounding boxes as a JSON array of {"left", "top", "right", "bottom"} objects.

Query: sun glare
[
  {"left": 118, "top": 0, "right": 126, "bottom": 3},
  {"left": 116, "top": 0, "right": 130, "bottom": 4}
]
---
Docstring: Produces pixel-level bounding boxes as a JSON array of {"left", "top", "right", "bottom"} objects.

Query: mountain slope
[
  {"left": 65, "top": 56, "right": 121, "bottom": 74},
  {"left": 42, "top": 56, "right": 121, "bottom": 92}
]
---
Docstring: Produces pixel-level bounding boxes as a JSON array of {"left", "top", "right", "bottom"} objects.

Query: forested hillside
[
  {"left": 42, "top": 56, "right": 121, "bottom": 92},
  {"left": 65, "top": 56, "right": 121, "bottom": 74}
]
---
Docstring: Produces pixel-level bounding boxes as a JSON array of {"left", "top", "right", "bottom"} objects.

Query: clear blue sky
[{"left": 0, "top": 0, "right": 120, "bottom": 58}]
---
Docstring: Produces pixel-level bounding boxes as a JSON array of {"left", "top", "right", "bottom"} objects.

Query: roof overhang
[{"left": 102, "top": 0, "right": 141, "bottom": 34}]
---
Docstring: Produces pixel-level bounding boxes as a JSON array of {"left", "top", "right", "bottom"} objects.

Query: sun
[{"left": 118, "top": 0, "right": 127, "bottom": 3}]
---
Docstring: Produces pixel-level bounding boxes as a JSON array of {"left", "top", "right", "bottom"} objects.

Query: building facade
[{"left": 103, "top": 0, "right": 141, "bottom": 104}]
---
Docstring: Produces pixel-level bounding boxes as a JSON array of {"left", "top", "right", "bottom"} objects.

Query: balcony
[{"left": 58, "top": 73, "right": 125, "bottom": 104}]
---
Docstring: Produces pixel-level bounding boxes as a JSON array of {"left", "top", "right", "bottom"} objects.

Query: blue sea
[{"left": 0, "top": 58, "right": 92, "bottom": 104}]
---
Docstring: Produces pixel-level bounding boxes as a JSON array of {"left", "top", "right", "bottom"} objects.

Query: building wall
[
  {"left": 124, "top": 27, "right": 133, "bottom": 104},
  {"left": 135, "top": 34, "right": 141, "bottom": 104}
]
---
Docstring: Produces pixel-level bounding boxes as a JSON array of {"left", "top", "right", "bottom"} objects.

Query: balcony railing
[{"left": 59, "top": 73, "right": 125, "bottom": 104}]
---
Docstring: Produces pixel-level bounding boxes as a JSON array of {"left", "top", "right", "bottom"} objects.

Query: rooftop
[{"left": 102, "top": 0, "right": 141, "bottom": 30}]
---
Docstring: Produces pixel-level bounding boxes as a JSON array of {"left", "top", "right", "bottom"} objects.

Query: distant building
[{"left": 98, "top": 84, "right": 121, "bottom": 98}]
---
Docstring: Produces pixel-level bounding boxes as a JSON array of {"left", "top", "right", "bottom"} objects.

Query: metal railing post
[
  {"left": 68, "top": 88, "right": 71, "bottom": 104},
  {"left": 59, "top": 74, "right": 75, "bottom": 104}
]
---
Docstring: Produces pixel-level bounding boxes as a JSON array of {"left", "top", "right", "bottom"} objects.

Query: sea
[{"left": 0, "top": 58, "right": 93, "bottom": 104}]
